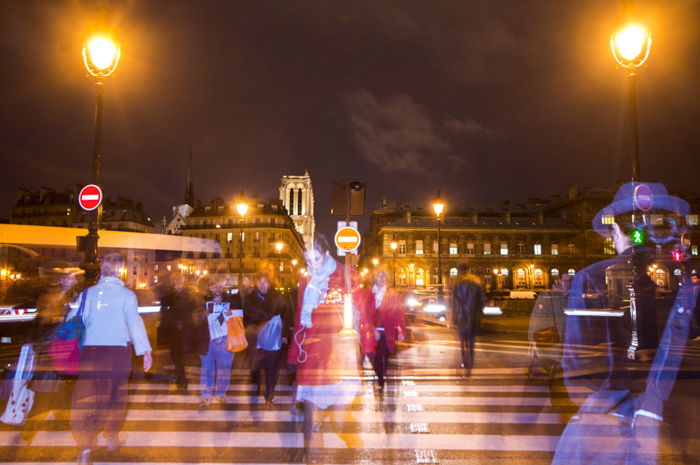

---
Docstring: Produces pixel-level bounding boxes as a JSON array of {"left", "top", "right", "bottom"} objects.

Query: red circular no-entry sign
[{"left": 78, "top": 184, "right": 103, "bottom": 211}]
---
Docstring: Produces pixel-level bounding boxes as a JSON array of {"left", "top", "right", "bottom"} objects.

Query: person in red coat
[
  {"left": 287, "top": 234, "right": 361, "bottom": 450},
  {"left": 355, "top": 268, "right": 406, "bottom": 393}
]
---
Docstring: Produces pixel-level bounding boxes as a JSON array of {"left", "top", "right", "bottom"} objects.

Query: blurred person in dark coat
[
  {"left": 158, "top": 274, "right": 198, "bottom": 391},
  {"left": 451, "top": 266, "right": 484, "bottom": 376}
]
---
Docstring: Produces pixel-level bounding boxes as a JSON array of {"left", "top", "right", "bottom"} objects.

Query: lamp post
[
  {"left": 275, "top": 241, "right": 284, "bottom": 284},
  {"left": 611, "top": 22, "right": 652, "bottom": 181},
  {"left": 432, "top": 191, "right": 445, "bottom": 301},
  {"left": 81, "top": 35, "right": 120, "bottom": 282},
  {"left": 236, "top": 196, "right": 248, "bottom": 288},
  {"left": 390, "top": 241, "right": 398, "bottom": 286}
]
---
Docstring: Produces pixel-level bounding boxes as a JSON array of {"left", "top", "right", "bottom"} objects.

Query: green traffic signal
[{"left": 631, "top": 229, "right": 644, "bottom": 244}]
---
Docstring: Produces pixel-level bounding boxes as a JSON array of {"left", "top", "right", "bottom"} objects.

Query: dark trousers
[
  {"left": 169, "top": 337, "right": 188, "bottom": 387},
  {"left": 367, "top": 333, "right": 390, "bottom": 388},
  {"left": 458, "top": 329, "right": 477, "bottom": 370},
  {"left": 252, "top": 349, "right": 280, "bottom": 399},
  {"left": 71, "top": 345, "right": 131, "bottom": 450}
]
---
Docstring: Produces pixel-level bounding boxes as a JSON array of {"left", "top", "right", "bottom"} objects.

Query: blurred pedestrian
[
  {"left": 194, "top": 279, "right": 240, "bottom": 408},
  {"left": 355, "top": 268, "right": 406, "bottom": 394},
  {"left": 70, "top": 253, "right": 152, "bottom": 465},
  {"left": 243, "top": 273, "right": 286, "bottom": 403},
  {"left": 159, "top": 274, "right": 197, "bottom": 391},
  {"left": 18, "top": 270, "right": 82, "bottom": 444},
  {"left": 451, "top": 266, "right": 484, "bottom": 376},
  {"left": 287, "top": 234, "right": 361, "bottom": 452}
]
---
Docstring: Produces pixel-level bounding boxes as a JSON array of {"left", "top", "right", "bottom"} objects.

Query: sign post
[
  {"left": 78, "top": 184, "right": 103, "bottom": 211},
  {"left": 78, "top": 184, "right": 103, "bottom": 282},
  {"left": 334, "top": 225, "right": 361, "bottom": 338}
]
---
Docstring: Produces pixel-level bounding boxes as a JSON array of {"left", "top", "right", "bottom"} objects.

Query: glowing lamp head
[
  {"left": 611, "top": 24, "right": 652, "bottom": 69},
  {"left": 372, "top": 258, "right": 379, "bottom": 266},
  {"left": 275, "top": 242, "right": 284, "bottom": 253},
  {"left": 83, "top": 36, "right": 120, "bottom": 78},
  {"left": 291, "top": 259, "right": 298, "bottom": 266},
  {"left": 236, "top": 201, "right": 248, "bottom": 217},
  {"left": 432, "top": 190, "right": 445, "bottom": 217},
  {"left": 390, "top": 241, "right": 398, "bottom": 251}
]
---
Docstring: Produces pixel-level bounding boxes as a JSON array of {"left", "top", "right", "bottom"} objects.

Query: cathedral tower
[{"left": 279, "top": 172, "right": 315, "bottom": 251}]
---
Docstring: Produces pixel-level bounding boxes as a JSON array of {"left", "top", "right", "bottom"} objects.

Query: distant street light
[
  {"left": 236, "top": 195, "right": 249, "bottom": 287},
  {"left": 432, "top": 191, "right": 445, "bottom": 301},
  {"left": 275, "top": 241, "right": 284, "bottom": 283},
  {"left": 372, "top": 258, "right": 379, "bottom": 266},
  {"left": 611, "top": 22, "right": 652, "bottom": 181},
  {"left": 80, "top": 34, "right": 120, "bottom": 282},
  {"left": 390, "top": 241, "right": 398, "bottom": 286}
]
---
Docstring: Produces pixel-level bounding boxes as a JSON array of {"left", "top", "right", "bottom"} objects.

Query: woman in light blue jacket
[{"left": 70, "top": 253, "right": 152, "bottom": 465}]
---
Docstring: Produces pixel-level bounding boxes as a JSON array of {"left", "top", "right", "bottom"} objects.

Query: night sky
[{"left": 1, "top": 0, "right": 699, "bottom": 238}]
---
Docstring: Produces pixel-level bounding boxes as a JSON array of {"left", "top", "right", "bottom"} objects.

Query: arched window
[
  {"left": 534, "top": 268, "right": 544, "bottom": 287},
  {"left": 415, "top": 268, "right": 425, "bottom": 286},
  {"left": 551, "top": 268, "right": 559, "bottom": 277},
  {"left": 449, "top": 267, "right": 458, "bottom": 277},
  {"left": 398, "top": 268, "right": 408, "bottom": 286},
  {"left": 568, "top": 268, "right": 576, "bottom": 276},
  {"left": 516, "top": 268, "right": 526, "bottom": 288}
]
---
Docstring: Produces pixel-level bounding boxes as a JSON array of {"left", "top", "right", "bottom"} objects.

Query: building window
[
  {"left": 415, "top": 239, "right": 424, "bottom": 255},
  {"left": 604, "top": 237, "right": 616, "bottom": 255},
  {"left": 551, "top": 268, "right": 559, "bottom": 277},
  {"left": 397, "top": 240, "right": 407, "bottom": 254},
  {"left": 415, "top": 268, "right": 425, "bottom": 286},
  {"left": 687, "top": 214, "right": 699, "bottom": 226},
  {"left": 516, "top": 269, "right": 526, "bottom": 287},
  {"left": 432, "top": 241, "right": 438, "bottom": 254},
  {"left": 534, "top": 243, "right": 542, "bottom": 255},
  {"left": 483, "top": 242, "right": 491, "bottom": 255},
  {"left": 398, "top": 269, "right": 407, "bottom": 286},
  {"left": 466, "top": 242, "right": 475, "bottom": 255},
  {"left": 449, "top": 243, "right": 458, "bottom": 255},
  {"left": 601, "top": 215, "right": 615, "bottom": 225},
  {"left": 551, "top": 243, "right": 558, "bottom": 255},
  {"left": 692, "top": 245, "right": 698, "bottom": 256},
  {"left": 449, "top": 267, "right": 458, "bottom": 277},
  {"left": 674, "top": 268, "right": 682, "bottom": 276},
  {"left": 568, "top": 268, "right": 576, "bottom": 276},
  {"left": 568, "top": 243, "right": 575, "bottom": 256},
  {"left": 500, "top": 242, "right": 508, "bottom": 255},
  {"left": 517, "top": 241, "right": 524, "bottom": 255},
  {"left": 650, "top": 214, "right": 664, "bottom": 225},
  {"left": 534, "top": 268, "right": 544, "bottom": 287}
]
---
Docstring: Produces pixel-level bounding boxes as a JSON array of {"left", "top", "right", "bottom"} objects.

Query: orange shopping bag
[{"left": 226, "top": 316, "right": 248, "bottom": 353}]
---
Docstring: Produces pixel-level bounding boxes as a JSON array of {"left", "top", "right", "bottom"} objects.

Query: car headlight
[
  {"left": 406, "top": 297, "right": 419, "bottom": 307},
  {"left": 424, "top": 303, "right": 446, "bottom": 313}
]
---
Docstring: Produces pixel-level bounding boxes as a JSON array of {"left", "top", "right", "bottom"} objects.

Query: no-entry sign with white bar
[
  {"left": 78, "top": 184, "right": 103, "bottom": 211},
  {"left": 335, "top": 225, "right": 361, "bottom": 253}
]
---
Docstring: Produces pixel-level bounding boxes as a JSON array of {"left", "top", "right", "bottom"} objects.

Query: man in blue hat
[{"left": 552, "top": 181, "right": 697, "bottom": 464}]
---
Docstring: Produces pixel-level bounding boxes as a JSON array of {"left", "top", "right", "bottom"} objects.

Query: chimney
[
  {"left": 16, "top": 188, "right": 30, "bottom": 203},
  {"left": 568, "top": 183, "right": 579, "bottom": 200},
  {"left": 536, "top": 212, "right": 544, "bottom": 225},
  {"left": 405, "top": 211, "right": 412, "bottom": 224},
  {"left": 504, "top": 212, "right": 511, "bottom": 225},
  {"left": 381, "top": 196, "right": 388, "bottom": 208},
  {"left": 472, "top": 212, "right": 478, "bottom": 224}
]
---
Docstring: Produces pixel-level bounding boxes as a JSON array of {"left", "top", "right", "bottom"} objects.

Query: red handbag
[{"left": 48, "top": 291, "right": 87, "bottom": 376}]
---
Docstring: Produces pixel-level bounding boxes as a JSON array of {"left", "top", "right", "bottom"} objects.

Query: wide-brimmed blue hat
[{"left": 592, "top": 182, "right": 690, "bottom": 238}]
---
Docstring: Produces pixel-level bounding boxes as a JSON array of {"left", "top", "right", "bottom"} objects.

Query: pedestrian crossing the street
[{"left": 2, "top": 371, "right": 699, "bottom": 465}]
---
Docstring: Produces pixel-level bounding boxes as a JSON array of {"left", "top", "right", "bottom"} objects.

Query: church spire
[{"left": 184, "top": 146, "right": 195, "bottom": 207}]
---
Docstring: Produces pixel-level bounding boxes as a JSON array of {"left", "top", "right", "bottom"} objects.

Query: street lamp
[
  {"left": 81, "top": 34, "right": 120, "bottom": 282},
  {"left": 372, "top": 258, "right": 379, "bottom": 266},
  {"left": 432, "top": 190, "right": 445, "bottom": 300},
  {"left": 275, "top": 241, "right": 284, "bottom": 283},
  {"left": 390, "top": 241, "right": 398, "bottom": 286},
  {"left": 236, "top": 195, "right": 249, "bottom": 288},
  {"left": 611, "top": 22, "right": 652, "bottom": 181}
]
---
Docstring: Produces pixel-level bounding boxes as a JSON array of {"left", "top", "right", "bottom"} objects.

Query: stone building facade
[{"left": 279, "top": 172, "right": 315, "bottom": 251}]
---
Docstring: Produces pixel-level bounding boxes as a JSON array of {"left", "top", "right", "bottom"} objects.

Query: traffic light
[
  {"left": 672, "top": 250, "right": 683, "bottom": 262},
  {"left": 630, "top": 228, "right": 644, "bottom": 245}
]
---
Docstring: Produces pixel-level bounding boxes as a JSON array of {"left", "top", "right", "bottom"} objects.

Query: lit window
[
  {"left": 399, "top": 240, "right": 407, "bottom": 254},
  {"left": 449, "top": 243, "right": 458, "bottom": 255},
  {"left": 650, "top": 214, "right": 664, "bottom": 225},
  {"left": 534, "top": 244, "right": 542, "bottom": 255},
  {"left": 687, "top": 214, "right": 699, "bottom": 226},
  {"left": 534, "top": 268, "right": 544, "bottom": 287},
  {"left": 551, "top": 243, "right": 558, "bottom": 255},
  {"left": 568, "top": 243, "right": 575, "bottom": 255},
  {"left": 415, "top": 268, "right": 425, "bottom": 286},
  {"left": 601, "top": 215, "right": 615, "bottom": 225},
  {"left": 674, "top": 268, "right": 682, "bottom": 276},
  {"left": 500, "top": 242, "right": 508, "bottom": 255},
  {"left": 226, "top": 232, "right": 233, "bottom": 243},
  {"left": 693, "top": 245, "right": 698, "bottom": 256},
  {"left": 254, "top": 231, "right": 260, "bottom": 243},
  {"left": 449, "top": 267, "right": 458, "bottom": 277},
  {"left": 432, "top": 241, "right": 438, "bottom": 254},
  {"left": 604, "top": 237, "right": 616, "bottom": 255},
  {"left": 568, "top": 268, "right": 576, "bottom": 276},
  {"left": 466, "top": 242, "right": 475, "bottom": 255},
  {"left": 415, "top": 240, "right": 424, "bottom": 255},
  {"left": 551, "top": 268, "right": 559, "bottom": 276},
  {"left": 483, "top": 242, "right": 491, "bottom": 255}
]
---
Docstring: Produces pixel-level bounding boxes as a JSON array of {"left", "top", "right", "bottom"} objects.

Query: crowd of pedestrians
[{"left": 3, "top": 179, "right": 700, "bottom": 465}]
